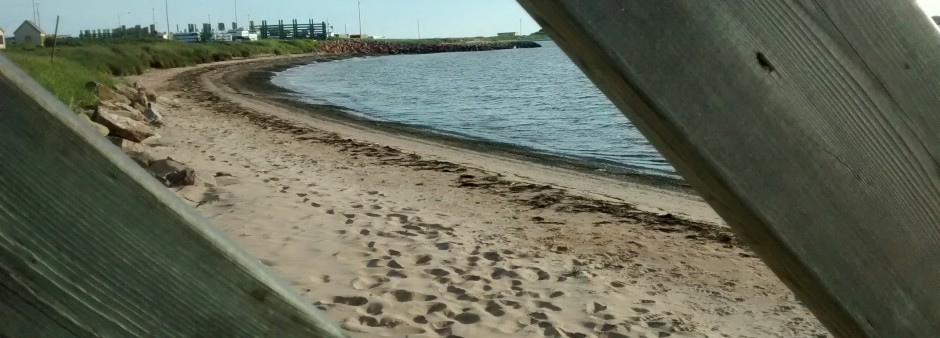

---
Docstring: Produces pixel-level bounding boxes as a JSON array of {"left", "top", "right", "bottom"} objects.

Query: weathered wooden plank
[
  {"left": 515, "top": 0, "right": 940, "bottom": 337},
  {"left": 0, "top": 55, "right": 346, "bottom": 337}
]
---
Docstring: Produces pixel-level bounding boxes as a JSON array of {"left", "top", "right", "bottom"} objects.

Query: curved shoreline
[
  {"left": 130, "top": 55, "right": 830, "bottom": 337},
  {"left": 246, "top": 56, "right": 690, "bottom": 190}
]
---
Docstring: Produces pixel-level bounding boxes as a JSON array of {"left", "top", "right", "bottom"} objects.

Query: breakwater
[{"left": 318, "top": 40, "right": 541, "bottom": 55}]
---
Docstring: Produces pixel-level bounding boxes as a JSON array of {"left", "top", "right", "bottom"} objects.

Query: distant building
[
  {"left": 0, "top": 27, "right": 6, "bottom": 50},
  {"left": 497, "top": 32, "right": 518, "bottom": 37},
  {"left": 232, "top": 28, "right": 258, "bottom": 41},
  {"left": 210, "top": 32, "right": 234, "bottom": 42},
  {"left": 174, "top": 32, "right": 201, "bottom": 43},
  {"left": 15, "top": 20, "right": 46, "bottom": 47}
]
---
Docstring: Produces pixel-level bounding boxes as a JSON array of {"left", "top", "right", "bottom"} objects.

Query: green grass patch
[{"left": 3, "top": 39, "right": 321, "bottom": 109}]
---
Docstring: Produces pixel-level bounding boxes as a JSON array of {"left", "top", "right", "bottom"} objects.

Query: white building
[
  {"left": 15, "top": 20, "right": 45, "bottom": 47},
  {"left": 0, "top": 27, "right": 6, "bottom": 49},
  {"left": 210, "top": 32, "right": 233, "bottom": 42},
  {"left": 232, "top": 29, "right": 258, "bottom": 41}
]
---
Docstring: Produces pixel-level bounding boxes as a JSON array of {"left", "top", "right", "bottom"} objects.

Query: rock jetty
[{"left": 318, "top": 40, "right": 541, "bottom": 55}]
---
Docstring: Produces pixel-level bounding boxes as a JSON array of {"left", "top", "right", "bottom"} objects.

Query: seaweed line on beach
[{"left": 170, "top": 59, "right": 744, "bottom": 250}]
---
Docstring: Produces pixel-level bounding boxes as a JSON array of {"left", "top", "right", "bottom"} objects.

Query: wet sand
[{"left": 131, "top": 56, "right": 829, "bottom": 338}]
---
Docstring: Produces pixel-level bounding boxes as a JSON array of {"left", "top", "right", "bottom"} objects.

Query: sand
[{"left": 131, "top": 56, "right": 830, "bottom": 338}]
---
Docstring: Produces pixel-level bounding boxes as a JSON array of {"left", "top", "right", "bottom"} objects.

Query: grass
[{"left": 3, "top": 39, "right": 321, "bottom": 109}]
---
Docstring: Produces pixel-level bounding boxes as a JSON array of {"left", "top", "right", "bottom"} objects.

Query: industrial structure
[
  {"left": 173, "top": 19, "right": 328, "bottom": 43},
  {"left": 76, "top": 18, "right": 327, "bottom": 44},
  {"left": 14, "top": 20, "right": 45, "bottom": 47},
  {"left": 256, "top": 20, "right": 329, "bottom": 40},
  {"left": 79, "top": 24, "right": 166, "bottom": 41}
]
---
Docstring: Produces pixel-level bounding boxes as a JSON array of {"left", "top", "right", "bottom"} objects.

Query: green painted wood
[
  {"left": 515, "top": 0, "right": 940, "bottom": 337},
  {"left": 0, "top": 55, "right": 346, "bottom": 337}
]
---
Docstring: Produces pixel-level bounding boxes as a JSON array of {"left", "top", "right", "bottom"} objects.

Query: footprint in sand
[
  {"left": 427, "top": 302, "right": 448, "bottom": 315},
  {"left": 387, "top": 213, "right": 409, "bottom": 223},
  {"left": 333, "top": 296, "right": 369, "bottom": 306},
  {"left": 430, "top": 320, "right": 455, "bottom": 336},
  {"left": 385, "top": 289, "right": 436, "bottom": 303},
  {"left": 365, "top": 303, "right": 384, "bottom": 316},
  {"left": 427, "top": 268, "right": 451, "bottom": 277},
  {"left": 528, "top": 311, "right": 549, "bottom": 323},
  {"left": 387, "top": 270, "right": 408, "bottom": 278},
  {"left": 454, "top": 312, "right": 482, "bottom": 324},
  {"left": 415, "top": 254, "right": 432, "bottom": 265},
  {"left": 484, "top": 300, "right": 506, "bottom": 317},
  {"left": 352, "top": 276, "right": 390, "bottom": 290},
  {"left": 536, "top": 301, "right": 562, "bottom": 312}
]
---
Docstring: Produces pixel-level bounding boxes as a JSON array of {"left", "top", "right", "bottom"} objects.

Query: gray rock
[
  {"left": 143, "top": 103, "right": 163, "bottom": 126},
  {"left": 93, "top": 111, "right": 155, "bottom": 142},
  {"left": 114, "top": 83, "right": 149, "bottom": 107},
  {"left": 149, "top": 158, "right": 196, "bottom": 187},
  {"left": 99, "top": 102, "right": 147, "bottom": 122},
  {"left": 108, "top": 137, "right": 154, "bottom": 167},
  {"left": 79, "top": 114, "right": 109, "bottom": 136}
]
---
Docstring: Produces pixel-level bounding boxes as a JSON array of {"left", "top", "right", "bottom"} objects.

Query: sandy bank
[{"left": 131, "top": 55, "right": 829, "bottom": 338}]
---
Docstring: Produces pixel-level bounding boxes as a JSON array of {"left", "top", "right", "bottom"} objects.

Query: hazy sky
[
  {"left": 0, "top": 0, "right": 540, "bottom": 38},
  {"left": 3, "top": 1, "right": 940, "bottom": 38}
]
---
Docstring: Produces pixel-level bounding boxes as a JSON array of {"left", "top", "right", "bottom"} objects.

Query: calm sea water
[{"left": 272, "top": 41, "right": 677, "bottom": 178}]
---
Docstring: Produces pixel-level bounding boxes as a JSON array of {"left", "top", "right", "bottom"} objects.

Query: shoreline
[
  {"left": 130, "top": 55, "right": 829, "bottom": 337},
  {"left": 211, "top": 56, "right": 721, "bottom": 224},
  {"left": 245, "top": 56, "right": 690, "bottom": 189}
]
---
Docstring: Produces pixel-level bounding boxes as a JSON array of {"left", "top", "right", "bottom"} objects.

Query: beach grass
[{"left": 4, "top": 39, "right": 320, "bottom": 108}]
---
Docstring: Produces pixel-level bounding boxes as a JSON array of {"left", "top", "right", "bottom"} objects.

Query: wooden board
[
  {"left": 0, "top": 55, "right": 346, "bottom": 337},
  {"left": 515, "top": 0, "right": 940, "bottom": 337}
]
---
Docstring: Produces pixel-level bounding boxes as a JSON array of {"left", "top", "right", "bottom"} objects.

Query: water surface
[{"left": 273, "top": 42, "right": 677, "bottom": 178}]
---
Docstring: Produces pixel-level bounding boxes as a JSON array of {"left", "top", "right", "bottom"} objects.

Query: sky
[
  {"left": 0, "top": 0, "right": 541, "bottom": 38},
  {"left": 4, "top": 1, "right": 940, "bottom": 38}
]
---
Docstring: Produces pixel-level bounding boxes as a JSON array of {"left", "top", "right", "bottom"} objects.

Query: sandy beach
[{"left": 131, "top": 56, "right": 829, "bottom": 338}]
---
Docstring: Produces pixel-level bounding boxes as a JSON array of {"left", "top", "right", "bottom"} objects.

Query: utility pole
[
  {"left": 51, "top": 16, "right": 60, "bottom": 63},
  {"left": 165, "top": 0, "right": 171, "bottom": 37},
  {"left": 417, "top": 18, "right": 420, "bottom": 40},
  {"left": 36, "top": 2, "right": 41, "bottom": 29},
  {"left": 234, "top": 0, "right": 238, "bottom": 29},
  {"left": 31, "top": 0, "right": 37, "bottom": 23},
  {"left": 357, "top": 0, "right": 362, "bottom": 36},
  {"left": 152, "top": 8, "right": 157, "bottom": 29},
  {"left": 519, "top": 18, "right": 522, "bottom": 36}
]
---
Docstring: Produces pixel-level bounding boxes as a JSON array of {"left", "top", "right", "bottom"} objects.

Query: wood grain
[
  {"left": 0, "top": 55, "right": 346, "bottom": 337},
  {"left": 515, "top": 0, "right": 940, "bottom": 337}
]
